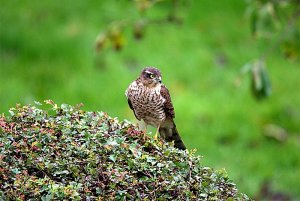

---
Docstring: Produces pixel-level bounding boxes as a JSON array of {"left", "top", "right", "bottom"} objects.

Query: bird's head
[{"left": 140, "top": 67, "right": 162, "bottom": 87}]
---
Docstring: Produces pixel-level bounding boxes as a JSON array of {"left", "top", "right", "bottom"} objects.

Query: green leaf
[{"left": 251, "top": 59, "right": 272, "bottom": 100}]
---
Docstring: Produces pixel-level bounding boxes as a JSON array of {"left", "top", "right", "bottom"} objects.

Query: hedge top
[{"left": 0, "top": 101, "right": 250, "bottom": 200}]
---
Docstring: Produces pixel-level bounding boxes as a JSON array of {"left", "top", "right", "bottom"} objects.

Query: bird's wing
[
  {"left": 127, "top": 98, "right": 140, "bottom": 121},
  {"left": 125, "top": 81, "right": 141, "bottom": 121},
  {"left": 160, "top": 85, "right": 175, "bottom": 119}
]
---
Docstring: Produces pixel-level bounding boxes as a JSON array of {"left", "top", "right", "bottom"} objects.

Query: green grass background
[{"left": 1, "top": 0, "right": 299, "bottom": 199}]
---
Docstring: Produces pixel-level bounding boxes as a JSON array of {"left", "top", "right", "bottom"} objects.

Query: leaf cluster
[
  {"left": 95, "top": 0, "right": 187, "bottom": 52},
  {"left": 246, "top": 0, "right": 300, "bottom": 59},
  {"left": 0, "top": 101, "right": 250, "bottom": 200}
]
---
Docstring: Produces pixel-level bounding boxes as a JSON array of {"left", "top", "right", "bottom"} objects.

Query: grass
[{"left": 1, "top": 0, "right": 299, "bottom": 199}]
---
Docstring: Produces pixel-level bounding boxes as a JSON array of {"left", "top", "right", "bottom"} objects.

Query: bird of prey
[{"left": 125, "top": 67, "right": 186, "bottom": 150}]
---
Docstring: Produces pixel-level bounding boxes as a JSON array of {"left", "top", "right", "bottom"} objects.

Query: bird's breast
[{"left": 126, "top": 81, "right": 166, "bottom": 126}]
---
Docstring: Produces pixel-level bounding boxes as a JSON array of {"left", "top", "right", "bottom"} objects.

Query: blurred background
[{"left": 1, "top": 0, "right": 299, "bottom": 200}]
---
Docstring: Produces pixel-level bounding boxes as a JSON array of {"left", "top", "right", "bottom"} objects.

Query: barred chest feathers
[{"left": 126, "top": 81, "right": 166, "bottom": 127}]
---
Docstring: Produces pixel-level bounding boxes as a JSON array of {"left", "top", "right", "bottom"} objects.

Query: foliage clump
[{"left": 0, "top": 101, "right": 250, "bottom": 200}]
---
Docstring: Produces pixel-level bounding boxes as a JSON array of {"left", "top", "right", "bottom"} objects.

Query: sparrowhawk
[{"left": 125, "top": 67, "right": 186, "bottom": 150}]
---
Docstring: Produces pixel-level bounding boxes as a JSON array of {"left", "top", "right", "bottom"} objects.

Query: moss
[{"left": 0, "top": 101, "right": 251, "bottom": 200}]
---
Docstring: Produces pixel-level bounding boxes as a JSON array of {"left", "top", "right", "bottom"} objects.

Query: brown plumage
[{"left": 125, "top": 67, "right": 186, "bottom": 150}]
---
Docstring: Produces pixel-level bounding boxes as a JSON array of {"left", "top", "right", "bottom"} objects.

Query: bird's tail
[{"left": 159, "top": 120, "right": 186, "bottom": 150}]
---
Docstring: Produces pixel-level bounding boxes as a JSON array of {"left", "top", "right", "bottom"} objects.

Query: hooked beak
[{"left": 157, "top": 76, "right": 162, "bottom": 83}]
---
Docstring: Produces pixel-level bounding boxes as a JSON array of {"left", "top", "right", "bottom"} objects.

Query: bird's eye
[{"left": 149, "top": 74, "right": 155, "bottom": 79}]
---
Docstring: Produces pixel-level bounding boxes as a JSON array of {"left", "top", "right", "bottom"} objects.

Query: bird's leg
[
  {"left": 154, "top": 124, "right": 160, "bottom": 140},
  {"left": 154, "top": 124, "right": 165, "bottom": 150},
  {"left": 138, "top": 121, "right": 147, "bottom": 140},
  {"left": 143, "top": 124, "right": 148, "bottom": 140}
]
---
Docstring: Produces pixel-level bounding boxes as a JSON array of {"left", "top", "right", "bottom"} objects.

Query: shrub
[{"left": 0, "top": 101, "right": 250, "bottom": 200}]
